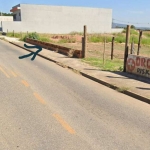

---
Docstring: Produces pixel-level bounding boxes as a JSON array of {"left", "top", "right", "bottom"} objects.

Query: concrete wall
[
  {"left": 2, "top": 21, "right": 83, "bottom": 33},
  {"left": 0, "top": 16, "right": 13, "bottom": 31},
  {"left": 2, "top": 22, "right": 22, "bottom": 32},
  {"left": 21, "top": 4, "right": 112, "bottom": 33},
  {"left": 3, "top": 4, "right": 113, "bottom": 34},
  {"left": 0, "top": 16, "right": 13, "bottom": 21}
]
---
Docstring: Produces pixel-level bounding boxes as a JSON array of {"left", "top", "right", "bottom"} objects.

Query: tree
[
  {"left": 131, "top": 25, "right": 136, "bottom": 29},
  {"left": 1, "top": 12, "right": 13, "bottom": 16}
]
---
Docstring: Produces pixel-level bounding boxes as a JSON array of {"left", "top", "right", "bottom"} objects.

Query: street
[{"left": 0, "top": 40, "right": 150, "bottom": 150}]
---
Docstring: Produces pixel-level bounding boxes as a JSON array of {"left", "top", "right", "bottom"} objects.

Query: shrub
[
  {"left": 131, "top": 25, "right": 135, "bottom": 29},
  {"left": 130, "top": 36, "right": 139, "bottom": 44},
  {"left": 27, "top": 32, "right": 40, "bottom": 40},
  {"left": 19, "top": 32, "right": 40, "bottom": 41},
  {"left": 39, "top": 37, "right": 50, "bottom": 42},
  {"left": 130, "top": 29, "right": 138, "bottom": 35},
  {"left": 88, "top": 35, "right": 104, "bottom": 43},
  {"left": 115, "top": 36, "right": 126, "bottom": 43}
]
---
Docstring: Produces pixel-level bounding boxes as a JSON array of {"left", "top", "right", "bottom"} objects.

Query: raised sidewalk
[{"left": 1, "top": 36, "right": 149, "bottom": 103}]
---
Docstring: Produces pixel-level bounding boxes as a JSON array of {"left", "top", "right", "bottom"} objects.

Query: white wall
[
  {"left": 3, "top": 4, "right": 113, "bottom": 34},
  {"left": 21, "top": 4, "right": 112, "bottom": 33},
  {"left": 0, "top": 16, "right": 13, "bottom": 21},
  {"left": 2, "top": 22, "right": 124, "bottom": 34}
]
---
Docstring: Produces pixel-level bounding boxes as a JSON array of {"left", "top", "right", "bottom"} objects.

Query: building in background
[
  {"left": 10, "top": 4, "right": 21, "bottom": 21},
  {"left": 0, "top": 16, "right": 13, "bottom": 31},
  {"left": 1, "top": 4, "right": 123, "bottom": 33},
  {"left": 0, "top": 16, "right": 13, "bottom": 22}
]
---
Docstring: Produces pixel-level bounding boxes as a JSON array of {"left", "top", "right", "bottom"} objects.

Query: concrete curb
[{"left": 9, "top": 41, "right": 150, "bottom": 104}]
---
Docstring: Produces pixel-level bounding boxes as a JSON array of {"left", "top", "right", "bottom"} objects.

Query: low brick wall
[{"left": 26, "top": 38, "right": 82, "bottom": 58}]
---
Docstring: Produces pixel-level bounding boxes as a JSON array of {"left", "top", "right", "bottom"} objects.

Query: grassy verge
[
  {"left": 4, "top": 29, "right": 150, "bottom": 45},
  {"left": 5, "top": 32, "right": 52, "bottom": 43},
  {"left": 87, "top": 29, "right": 150, "bottom": 45},
  {"left": 82, "top": 57, "right": 123, "bottom": 71}
]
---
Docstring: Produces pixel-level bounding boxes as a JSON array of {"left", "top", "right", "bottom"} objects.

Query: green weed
[
  {"left": 82, "top": 57, "right": 123, "bottom": 71},
  {"left": 130, "top": 29, "right": 138, "bottom": 35},
  {"left": 116, "top": 86, "right": 130, "bottom": 92},
  {"left": 88, "top": 35, "right": 112, "bottom": 43},
  {"left": 143, "top": 32, "right": 150, "bottom": 37},
  {"left": 39, "top": 37, "right": 51, "bottom": 42}
]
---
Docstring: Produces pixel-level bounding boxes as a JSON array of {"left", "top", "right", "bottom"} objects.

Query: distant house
[
  {"left": 10, "top": 5, "right": 21, "bottom": 21},
  {"left": 1, "top": 4, "right": 123, "bottom": 34}
]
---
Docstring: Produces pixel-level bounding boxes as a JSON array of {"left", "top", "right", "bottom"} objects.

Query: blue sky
[{"left": 0, "top": 0, "right": 150, "bottom": 27}]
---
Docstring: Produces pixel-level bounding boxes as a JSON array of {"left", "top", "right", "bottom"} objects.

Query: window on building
[{"left": 13, "top": 14, "right": 16, "bottom": 20}]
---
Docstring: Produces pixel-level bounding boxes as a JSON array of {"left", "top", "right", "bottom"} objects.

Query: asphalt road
[{"left": 0, "top": 40, "right": 150, "bottom": 150}]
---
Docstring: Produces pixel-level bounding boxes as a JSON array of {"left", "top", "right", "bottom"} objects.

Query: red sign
[
  {"left": 126, "top": 55, "right": 150, "bottom": 78},
  {"left": 127, "top": 58, "right": 135, "bottom": 71}
]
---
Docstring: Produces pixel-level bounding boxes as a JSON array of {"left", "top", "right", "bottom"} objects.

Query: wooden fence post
[
  {"left": 82, "top": 25, "right": 87, "bottom": 58},
  {"left": 82, "top": 37, "right": 84, "bottom": 58},
  {"left": 137, "top": 30, "right": 142, "bottom": 55},
  {"left": 13, "top": 30, "right": 15, "bottom": 37},
  {"left": 131, "top": 37, "right": 134, "bottom": 54},
  {"left": 111, "top": 37, "right": 115, "bottom": 60},
  {"left": 123, "top": 25, "right": 130, "bottom": 72},
  {"left": 103, "top": 37, "right": 106, "bottom": 65}
]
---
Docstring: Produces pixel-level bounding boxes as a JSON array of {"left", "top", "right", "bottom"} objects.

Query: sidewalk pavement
[
  {"left": 2, "top": 36, "right": 150, "bottom": 103},
  {"left": 0, "top": 35, "right": 20, "bottom": 42}
]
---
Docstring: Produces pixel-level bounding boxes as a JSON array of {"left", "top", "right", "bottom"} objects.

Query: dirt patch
[
  {"left": 47, "top": 34, "right": 150, "bottom": 59},
  {"left": 51, "top": 35, "right": 82, "bottom": 43},
  {"left": 52, "top": 41, "right": 150, "bottom": 59},
  {"left": 56, "top": 42, "right": 126, "bottom": 59}
]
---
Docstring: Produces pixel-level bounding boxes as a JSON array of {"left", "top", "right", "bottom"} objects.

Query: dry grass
[{"left": 4, "top": 30, "right": 150, "bottom": 61}]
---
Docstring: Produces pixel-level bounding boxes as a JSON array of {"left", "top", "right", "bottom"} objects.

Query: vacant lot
[{"left": 4, "top": 29, "right": 150, "bottom": 71}]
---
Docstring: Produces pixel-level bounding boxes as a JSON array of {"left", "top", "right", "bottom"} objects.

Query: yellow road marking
[
  {"left": 53, "top": 114, "right": 76, "bottom": 134},
  {"left": 34, "top": 93, "right": 46, "bottom": 104},
  {"left": 0, "top": 66, "right": 10, "bottom": 78},
  {"left": 21, "top": 80, "right": 29, "bottom": 87},
  {"left": 11, "top": 71, "right": 17, "bottom": 77}
]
